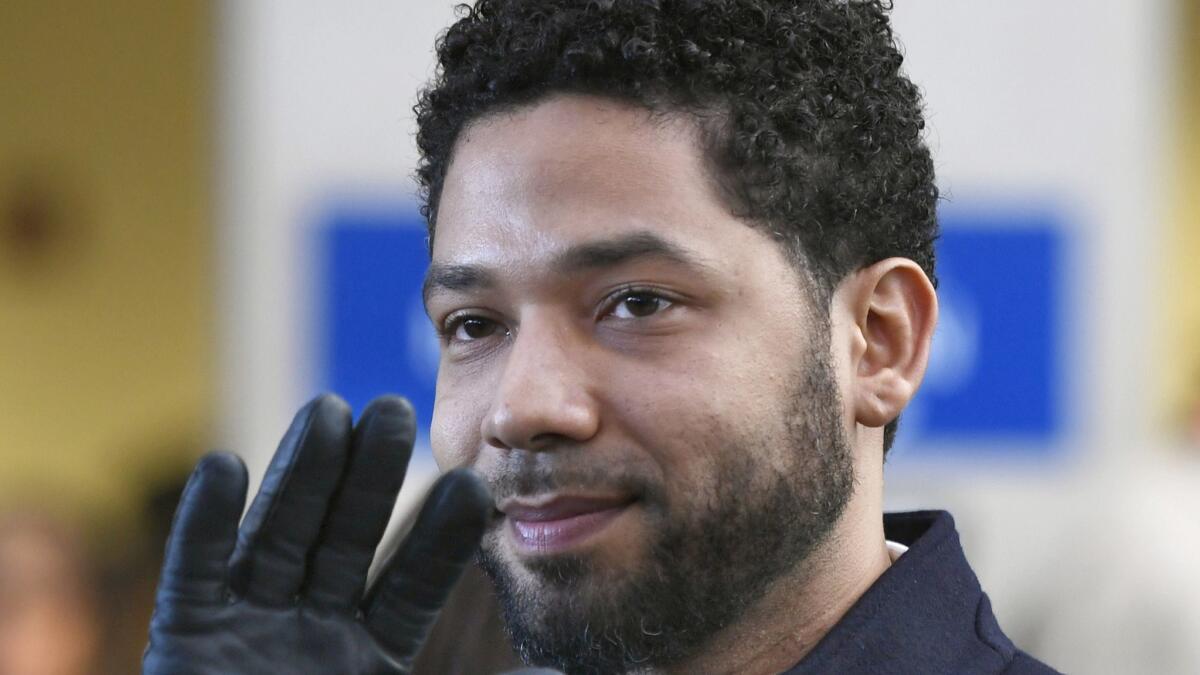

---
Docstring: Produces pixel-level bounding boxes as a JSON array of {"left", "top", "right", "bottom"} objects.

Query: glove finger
[
  {"left": 303, "top": 395, "right": 415, "bottom": 610},
  {"left": 363, "top": 468, "right": 492, "bottom": 662},
  {"left": 229, "top": 394, "right": 352, "bottom": 604},
  {"left": 156, "top": 451, "right": 248, "bottom": 604}
]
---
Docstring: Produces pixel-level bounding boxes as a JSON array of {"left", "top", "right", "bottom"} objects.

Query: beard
[{"left": 476, "top": 344, "right": 856, "bottom": 675}]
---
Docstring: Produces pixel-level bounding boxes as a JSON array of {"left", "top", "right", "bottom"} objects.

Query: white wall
[
  {"left": 216, "top": 1, "right": 462, "bottom": 499},
  {"left": 890, "top": 0, "right": 1169, "bottom": 462},
  {"left": 887, "top": 4, "right": 1191, "bottom": 672}
]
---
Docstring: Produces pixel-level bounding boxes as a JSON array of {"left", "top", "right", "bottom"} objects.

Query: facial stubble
[{"left": 477, "top": 343, "right": 856, "bottom": 674}]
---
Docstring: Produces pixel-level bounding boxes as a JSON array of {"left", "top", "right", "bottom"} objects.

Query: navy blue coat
[{"left": 784, "top": 511, "right": 1060, "bottom": 674}]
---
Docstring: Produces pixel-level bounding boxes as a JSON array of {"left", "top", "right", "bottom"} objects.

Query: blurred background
[{"left": 0, "top": 1, "right": 1197, "bottom": 672}]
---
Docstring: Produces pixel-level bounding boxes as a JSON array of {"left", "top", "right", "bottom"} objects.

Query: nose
[{"left": 482, "top": 315, "right": 600, "bottom": 451}]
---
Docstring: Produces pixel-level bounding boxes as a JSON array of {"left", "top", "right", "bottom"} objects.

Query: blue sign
[
  {"left": 320, "top": 203, "right": 1068, "bottom": 463},
  {"left": 894, "top": 208, "right": 1066, "bottom": 456},
  {"left": 318, "top": 205, "right": 439, "bottom": 459}
]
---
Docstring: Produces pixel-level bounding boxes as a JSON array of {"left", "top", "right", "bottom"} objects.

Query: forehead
[{"left": 431, "top": 94, "right": 769, "bottom": 269}]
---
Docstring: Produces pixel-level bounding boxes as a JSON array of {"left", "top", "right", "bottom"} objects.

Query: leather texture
[{"left": 143, "top": 394, "right": 492, "bottom": 675}]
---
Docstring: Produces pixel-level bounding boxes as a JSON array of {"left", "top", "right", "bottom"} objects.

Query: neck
[{"left": 660, "top": 458, "right": 889, "bottom": 674}]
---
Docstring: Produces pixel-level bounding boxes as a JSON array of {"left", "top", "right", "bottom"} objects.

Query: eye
[
  {"left": 445, "top": 316, "right": 503, "bottom": 342},
  {"left": 609, "top": 291, "right": 672, "bottom": 319}
]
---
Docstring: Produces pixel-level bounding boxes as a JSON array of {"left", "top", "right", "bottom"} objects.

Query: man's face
[{"left": 426, "top": 95, "right": 854, "bottom": 672}]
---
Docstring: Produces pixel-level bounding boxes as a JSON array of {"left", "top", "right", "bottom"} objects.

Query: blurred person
[
  {"left": 98, "top": 470, "right": 193, "bottom": 673},
  {"left": 0, "top": 514, "right": 99, "bottom": 675},
  {"left": 142, "top": 1, "right": 1059, "bottom": 673}
]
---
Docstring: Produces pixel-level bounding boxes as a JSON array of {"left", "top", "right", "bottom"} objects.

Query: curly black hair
[{"left": 415, "top": 0, "right": 938, "bottom": 453}]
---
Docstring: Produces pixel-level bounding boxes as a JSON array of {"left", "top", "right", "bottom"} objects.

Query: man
[{"left": 144, "top": 1, "right": 1059, "bottom": 673}]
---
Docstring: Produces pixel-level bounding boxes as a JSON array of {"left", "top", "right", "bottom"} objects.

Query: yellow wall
[
  {"left": 1162, "top": 0, "right": 1200, "bottom": 437},
  {"left": 0, "top": 2, "right": 213, "bottom": 546}
]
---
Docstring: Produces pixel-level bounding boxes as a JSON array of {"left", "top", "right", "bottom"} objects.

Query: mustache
[{"left": 483, "top": 457, "right": 659, "bottom": 503}]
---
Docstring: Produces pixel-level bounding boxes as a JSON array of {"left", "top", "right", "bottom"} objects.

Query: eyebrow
[
  {"left": 552, "top": 230, "right": 710, "bottom": 273},
  {"left": 422, "top": 264, "right": 498, "bottom": 304},
  {"left": 422, "top": 230, "right": 714, "bottom": 307}
]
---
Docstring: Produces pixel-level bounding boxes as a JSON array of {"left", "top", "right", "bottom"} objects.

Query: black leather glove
[{"left": 143, "top": 394, "right": 492, "bottom": 675}]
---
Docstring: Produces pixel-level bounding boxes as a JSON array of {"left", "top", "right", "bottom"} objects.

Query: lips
[{"left": 499, "top": 495, "right": 635, "bottom": 555}]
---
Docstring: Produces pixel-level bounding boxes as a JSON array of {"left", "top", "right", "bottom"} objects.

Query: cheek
[
  {"left": 430, "top": 382, "right": 486, "bottom": 471},
  {"left": 618, "top": 324, "right": 814, "bottom": 498},
  {"left": 605, "top": 348, "right": 772, "bottom": 492}
]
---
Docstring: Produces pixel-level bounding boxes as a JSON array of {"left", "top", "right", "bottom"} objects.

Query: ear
[{"left": 834, "top": 258, "right": 938, "bottom": 429}]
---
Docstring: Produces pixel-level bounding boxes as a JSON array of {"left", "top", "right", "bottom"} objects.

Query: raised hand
[{"left": 143, "top": 394, "right": 492, "bottom": 675}]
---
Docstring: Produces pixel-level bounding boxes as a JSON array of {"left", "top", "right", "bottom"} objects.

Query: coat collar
[{"left": 782, "top": 510, "right": 1018, "bottom": 674}]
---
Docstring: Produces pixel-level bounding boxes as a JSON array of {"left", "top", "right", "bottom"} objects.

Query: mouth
[{"left": 498, "top": 494, "right": 637, "bottom": 556}]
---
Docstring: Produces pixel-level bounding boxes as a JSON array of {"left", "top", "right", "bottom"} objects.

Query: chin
[{"left": 477, "top": 538, "right": 694, "bottom": 674}]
